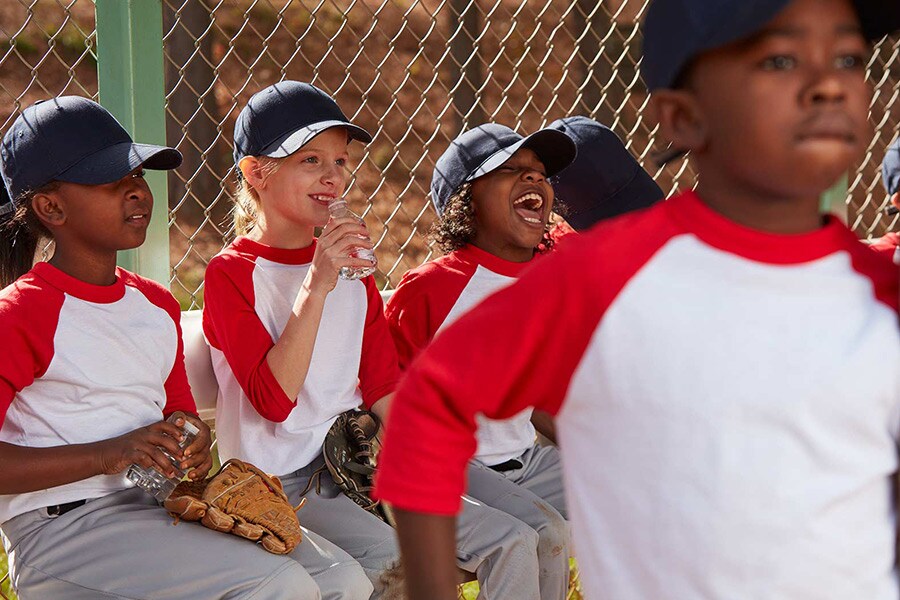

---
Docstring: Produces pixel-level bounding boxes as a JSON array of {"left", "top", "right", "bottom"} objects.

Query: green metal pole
[
  {"left": 96, "top": 0, "right": 170, "bottom": 285},
  {"left": 820, "top": 173, "right": 849, "bottom": 224}
]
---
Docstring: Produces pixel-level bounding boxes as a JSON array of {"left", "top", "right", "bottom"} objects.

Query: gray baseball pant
[
  {"left": 280, "top": 455, "right": 401, "bottom": 600},
  {"left": 467, "top": 443, "right": 570, "bottom": 600},
  {"left": 289, "top": 453, "right": 560, "bottom": 600},
  {"left": 1, "top": 486, "right": 372, "bottom": 600}
]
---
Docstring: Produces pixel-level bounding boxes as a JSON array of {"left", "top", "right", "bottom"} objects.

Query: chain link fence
[
  {"left": 0, "top": 2, "right": 899, "bottom": 598},
  {"left": 1, "top": 0, "right": 899, "bottom": 311},
  {"left": 0, "top": 1, "right": 97, "bottom": 128}
]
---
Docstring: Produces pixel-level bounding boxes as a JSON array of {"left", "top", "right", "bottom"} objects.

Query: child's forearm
[
  {"left": 0, "top": 418, "right": 191, "bottom": 494},
  {"left": 0, "top": 440, "right": 105, "bottom": 494},
  {"left": 393, "top": 509, "right": 459, "bottom": 600},
  {"left": 531, "top": 409, "right": 557, "bottom": 444},
  {"left": 265, "top": 273, "right": 328, "bottom": 402},
  {"left": 370, "top": 394, "right": 392, "bottom": 423}
]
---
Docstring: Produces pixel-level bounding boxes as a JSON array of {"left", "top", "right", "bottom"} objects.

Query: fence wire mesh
[
  {"left": 0, "top": 0, "right": 97, "bottom": 129},
  {"left": 0, "top": 1, "right": 899, "bottom": 310}
]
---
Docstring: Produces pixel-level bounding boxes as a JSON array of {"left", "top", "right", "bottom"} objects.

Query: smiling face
[
  {"left": 253, "top": 127, "right": 351, "bottom": 236},
  {"left": 40, "top": 167, "right": 154, "bottom": 254},
  {"left": 468, "top": 147, "right": 554, "bottom": 261},
  {"left": 654, "top": 0, "right": 871, "bottom": 224}
]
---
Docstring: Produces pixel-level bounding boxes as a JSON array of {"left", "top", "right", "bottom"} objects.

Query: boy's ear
[
  {"left": 239, "top": 156, "right": 267, "bottom": 190},
  {"left": 650, "top": 90, "right": 708, "bottom": 155},
  {"left": 31, "top": 190, "right": 66, "bottom": 228}
]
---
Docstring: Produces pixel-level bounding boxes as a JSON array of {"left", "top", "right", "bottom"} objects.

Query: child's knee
[
  {"left": 258, "top": 561, "right": 323, "bottom": 600},
  {"left": 534, "top": 504, "right": 569, "bottom": 558},
  {"left": 318, "top": 561, "right": 374, "bottom": 600},
  {"left": 503, "top": 514, "right": 541, "bottom": 554}
]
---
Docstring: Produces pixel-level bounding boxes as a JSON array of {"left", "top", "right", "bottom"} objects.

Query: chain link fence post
[
  {"left": 96, "top": 0, "right": 170, "bottom": 284},
  {"left": 448, "top": 0, "right": 485, "bottom": 134}
]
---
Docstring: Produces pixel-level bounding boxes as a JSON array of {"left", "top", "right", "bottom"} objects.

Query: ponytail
[
  {"left": 233, "top": 178, "right": 260, "bottom": 237},
  {"left": 0, "top": 185, "right": 55, "bottom": 288},
  {"left": 231, "top": 157, "right": 282, "bottom": 237}
]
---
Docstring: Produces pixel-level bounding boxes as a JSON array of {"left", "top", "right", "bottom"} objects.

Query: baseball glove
[
  {"left": 164, "top": 458, "right": 306, "bottom": 555},
  {"left": 319, "top": 409, "right": 394, "bottom": 525}
]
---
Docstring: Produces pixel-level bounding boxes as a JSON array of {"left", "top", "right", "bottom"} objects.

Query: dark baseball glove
[
  {"left": 319, "top": 409, "right": 394, "bottom": 525},
  {"left": 164, "top": 458, "right": 306, "bottom": 554}
]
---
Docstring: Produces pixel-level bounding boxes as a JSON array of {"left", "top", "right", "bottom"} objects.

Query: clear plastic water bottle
[
  {"left": 328, "top": 199, "right": 377, "bottom": 280},
  {"left": 126, "top": 415, "right": 199, "bottom": 501}
]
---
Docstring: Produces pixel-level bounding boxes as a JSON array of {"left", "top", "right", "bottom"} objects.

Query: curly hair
[
  {"left": 431, "top": 182, "right": 563, "bottom": 254},
  {"left": 431, "top": 183, "right": 477, "bottom": 253}
]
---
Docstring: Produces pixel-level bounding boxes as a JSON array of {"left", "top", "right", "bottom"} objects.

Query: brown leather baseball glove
[{"left": 164, "top": 458, "right": 305, "bottom": 554}]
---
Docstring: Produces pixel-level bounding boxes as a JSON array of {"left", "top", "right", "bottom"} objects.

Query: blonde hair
[{"left": 233, "top": 157, "right": 282, "bottom": 236}]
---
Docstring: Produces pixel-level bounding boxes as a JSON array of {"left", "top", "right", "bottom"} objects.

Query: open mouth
[{"left": 513, "top": 192, "right": 545, "bottom": 226}]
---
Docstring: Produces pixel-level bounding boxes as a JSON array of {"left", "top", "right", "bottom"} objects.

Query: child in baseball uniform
[
  {"left": 201, "top": 81, "right": 404, "bottom": 598},
  {"left": 0, "top": 96, "right": 361, "bottom": 600},
  {"left": 375, "top": 0, "right": 900, "bottom": 599},
  {"left": 205, "top": 81, "right": 563, "bottom": 600},
  {"left": 386, "top": 123, "right": 577, "bottom": 600}
]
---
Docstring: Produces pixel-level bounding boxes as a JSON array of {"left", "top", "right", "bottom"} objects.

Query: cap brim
[
  {"left": 262, "top": 120, "right": 373, "bottom": 158},
  {"left": 466, "top": 128, "right": 577, "bottom": 182},
  {"left": 56, "top": 141, "right": 183, "bottom": 186}
]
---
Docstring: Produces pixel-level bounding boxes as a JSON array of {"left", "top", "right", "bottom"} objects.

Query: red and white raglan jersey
[
  {"left": 385, "top": 244, "right": 538, "bottom": 466},
  {"left": 0, "top": 263, "right": 195, "bottom": 524},
  {"left": 202, "top": 237, "right": 399, "bottom": 476},
  {"left": 376, "top": 191, "right": 900, "bottom": 600}
]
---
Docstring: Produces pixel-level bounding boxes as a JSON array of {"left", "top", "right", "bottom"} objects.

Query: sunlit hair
[{"left": 232, "top": 157, "right": 283, "bottom": 236}]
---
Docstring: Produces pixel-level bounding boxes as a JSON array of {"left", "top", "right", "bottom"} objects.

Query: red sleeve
[
  {"left": 848, "top": 234, "right": 900, "bottom": 312},
  {"left": 0, "top": 276, "right": 62, "bottom": 427},
  {"left": 869, "top": 233, "right": 899, "bottom": 262},
  {"left": 122, "top": 272, "right": 198, "bottom": 418},
  {"left": 201, "top": 254, "right": 295, "bottom": 422},
  {"left": 384, "top": 258, "right": 474, "bottom": 369},
  {"left": 358, "top": 277, "right": 401, "bottom": 407},
  {"left": 375, "top": 206, "right": 681, "bottom": 514}
]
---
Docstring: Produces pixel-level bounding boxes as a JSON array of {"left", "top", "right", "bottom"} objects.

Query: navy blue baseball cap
[
  {"left": 0, "top": 96, "right": 182, "bottom": 214},
  {"left": 883, "top": 137, "right": 900, "bottom": 195},
  {"left": 549, "top": 116, "right": 664, "bottom": 231},
  {"left": 642, "top": 0, "right": 900, "bottom": 91},
  {"left": 233, "top": 81, "right": 372, "bottom": 175},
  {"left": 431, "top": 123, "right": 577, "bottom": 216}
]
